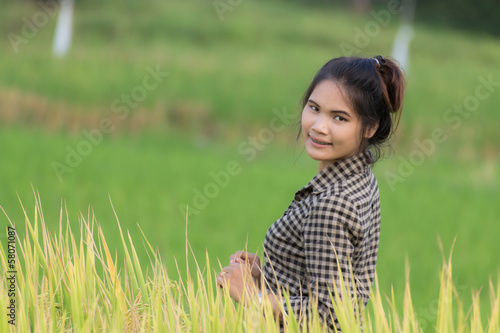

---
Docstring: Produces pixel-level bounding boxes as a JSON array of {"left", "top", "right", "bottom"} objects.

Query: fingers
[
  {"left": 230, "top": 251, "right": 260, "bottom": 265},
  {"left": 216, "top": 268, "right": 229, "bottom": 289},
  {"left": 216, "top": 264, "right": 239, "bottom": 289},
  {"left": 216, "top": 273, "right": 224, "bottom": 288},
  {"left": 217, "top": 263, "right": 247, "bottom": 283},
  {"left": 217, "top": 263, "right": 259, "bottom": 304},
  {"left": 230, "top": 250, "right": 245, "bottom": 264}
]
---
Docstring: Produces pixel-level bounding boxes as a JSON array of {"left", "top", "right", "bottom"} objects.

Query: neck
[{"left": 318, "top": 161, "right": 330, "bottom": 172}]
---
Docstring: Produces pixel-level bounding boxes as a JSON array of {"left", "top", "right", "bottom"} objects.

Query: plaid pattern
[{"left": 263, "top": 150, "right": 380, "bottom": 332}]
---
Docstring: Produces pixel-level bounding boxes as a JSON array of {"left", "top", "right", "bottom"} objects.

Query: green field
[{"left": 1, "top": 0, "right": 499, "bottom": 325}]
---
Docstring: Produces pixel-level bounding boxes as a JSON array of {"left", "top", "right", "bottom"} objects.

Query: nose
[{"left": 311, "top": 113, "right": 328, "bottom": 135}]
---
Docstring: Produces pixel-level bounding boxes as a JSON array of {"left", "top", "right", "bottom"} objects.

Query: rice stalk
[{"left": 0, "top": 197, "right": 498, "bottom": 332}]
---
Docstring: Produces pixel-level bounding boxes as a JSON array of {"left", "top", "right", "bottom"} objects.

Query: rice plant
[{"left": 0, "top": 194, "right": 498, "bottom": 332}]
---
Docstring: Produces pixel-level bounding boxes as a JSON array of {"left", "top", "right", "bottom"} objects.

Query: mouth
[{"left": 310, "top": 136, "right": 332, "bottom": 146}]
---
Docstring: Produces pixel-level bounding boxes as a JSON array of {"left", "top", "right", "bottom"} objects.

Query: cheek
[
  {"left": 348, "top": 126, "right": 364, "bottom": 147},
  {"left": 300, "top": 112, "right": 307, "bottom": 133},
  {"left": 301, "top": 109, "right": 312, "bottom": 131},
  {"left": 354, "top": 125, "right": 365, "bottom": 143},
  {"left": 336, "top": 124, "right": 360, "bottom": 144}
]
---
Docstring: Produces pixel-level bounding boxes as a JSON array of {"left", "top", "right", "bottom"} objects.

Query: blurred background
[{"left": 1, "top": 0, "right": 499, "bottom": 325}]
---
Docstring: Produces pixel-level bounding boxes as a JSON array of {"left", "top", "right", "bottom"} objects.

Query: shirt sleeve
[{"left": 283, "top": 194, "right": 363, "bottom": 331}]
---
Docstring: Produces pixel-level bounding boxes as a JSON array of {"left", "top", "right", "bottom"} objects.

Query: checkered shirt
[{"left": 263, "top": 150, "right": 380, "bottom": 332}]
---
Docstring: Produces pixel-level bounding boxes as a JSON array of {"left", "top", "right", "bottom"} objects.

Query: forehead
[{"left": 309, "top": 80, "right": 353, "bottom": 113}]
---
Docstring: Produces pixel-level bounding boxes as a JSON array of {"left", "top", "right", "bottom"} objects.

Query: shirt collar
[{"left": 294, "top": 150, "right": 373, "bottom": 200}]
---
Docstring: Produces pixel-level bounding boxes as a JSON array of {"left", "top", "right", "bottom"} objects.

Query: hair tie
[{"left": 373, "top": 55, "right": 385, "bottom": 71}]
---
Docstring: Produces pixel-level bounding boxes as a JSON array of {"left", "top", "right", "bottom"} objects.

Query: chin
[{"left": 307, "top": 151, "right": 333, "bottom": 162}]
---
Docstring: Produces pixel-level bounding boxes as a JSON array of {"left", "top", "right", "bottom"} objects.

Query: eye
[
  {"left": 333, "top": 115, "right": 347, "bottom": 121},
  {"left": 310, "top": 105, "right": 319, "bottom": 112}
]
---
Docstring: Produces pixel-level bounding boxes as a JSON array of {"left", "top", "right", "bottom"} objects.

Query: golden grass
[{"left": 0, "top": 194, "right": 498, "bottom": 332}]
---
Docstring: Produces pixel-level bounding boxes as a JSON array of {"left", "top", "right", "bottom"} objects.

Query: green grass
[
  {"left": 0, "top": 0, "right": 499, "bottom": 328},
  {"left": 1, "top": 0, "right": 499, "bottom": 138}
]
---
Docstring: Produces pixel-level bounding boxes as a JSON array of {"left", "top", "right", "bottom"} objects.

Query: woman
[{"left": 216, "top": 55, "right": 405, "bottom": 331}]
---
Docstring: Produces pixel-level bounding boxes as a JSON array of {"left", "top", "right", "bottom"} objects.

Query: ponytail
[{"left": 373, "top": 55, "right": 405, "bottom": 130}]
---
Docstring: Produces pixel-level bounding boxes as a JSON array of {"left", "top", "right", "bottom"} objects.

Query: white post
[
  {"left": 391, "top": 24, "right": 414, "bottom": 72},
  {"left": 53, "top": 0, "right": 74, "bottom": 58},
  {"left": 391, "top": 0, "right": 416, "bottom": 74}
]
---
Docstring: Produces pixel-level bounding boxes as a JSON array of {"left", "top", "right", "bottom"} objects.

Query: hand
[
  {"left": 229, "top": 251, "right": 262, "bottom": 282},
  {"left": 216, "top": 262, "right": 259, "bottom": 304}
]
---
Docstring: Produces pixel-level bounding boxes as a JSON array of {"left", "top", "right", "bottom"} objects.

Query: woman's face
[{"left": 301, "top": 80, "right": 369, "bottom": 171}]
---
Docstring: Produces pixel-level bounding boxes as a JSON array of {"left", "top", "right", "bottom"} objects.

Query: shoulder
[
  {"left": 339, "top": 165, "right": 379, "bottom": 211},
  {"left": 308, "top": 192, "right": 360, "bottom": 226},
  {"left": 316, "top": 166, "right": 378, "bottom": 210},
  {"left": 308, "top": 172, "right": 379, "bottom": 229}
]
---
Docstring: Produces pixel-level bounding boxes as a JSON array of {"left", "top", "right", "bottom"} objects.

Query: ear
[{"left": 364, "top": 122, "right": 379, "bottom": 139}]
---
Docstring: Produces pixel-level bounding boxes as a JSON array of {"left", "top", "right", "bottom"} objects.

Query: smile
[{"left": 310, "top": 137, "right": 332, "bottom": 146}]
